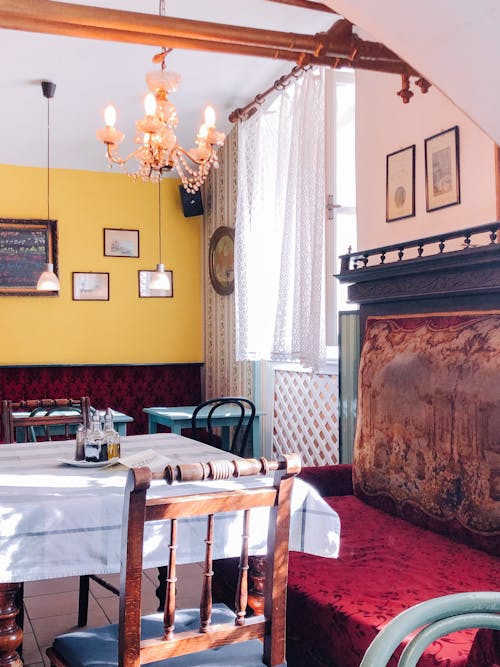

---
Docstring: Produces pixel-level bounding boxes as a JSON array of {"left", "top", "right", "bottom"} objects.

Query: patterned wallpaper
[{"left": 202, "top": 126, "right": 254, "bottom": 400}]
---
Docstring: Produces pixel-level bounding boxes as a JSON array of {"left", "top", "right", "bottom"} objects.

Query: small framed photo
[
  {"left": 72, "top": 272, "right": 109, "bottom": 301},
  {"left": 104, "top": 228, "right": 139, "bottom": 257},
  {"left": 386, "top": 144, "right": 415, "bottom": 222},
  {"left": 138, "top": 270, "right": 173, "bottom": 298},
  {"left": 425, "top": 126, "right": 460, "bottom": 212}
]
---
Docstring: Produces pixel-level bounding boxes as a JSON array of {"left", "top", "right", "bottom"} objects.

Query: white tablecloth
[{"left": 0, "top": 433, "right": 340, "bottom": 583}]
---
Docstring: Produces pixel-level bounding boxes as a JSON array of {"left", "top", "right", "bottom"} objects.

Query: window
[{"left": 325, "top": 69, "right": 357, "bottom": 356}]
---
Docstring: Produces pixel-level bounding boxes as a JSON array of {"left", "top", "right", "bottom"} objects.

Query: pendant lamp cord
[
  {"left": 47, "top": 94, "right": 51, "bottom": 221},
  {"left": 158, "top": 181, "right": 162, "bottom": 265}
]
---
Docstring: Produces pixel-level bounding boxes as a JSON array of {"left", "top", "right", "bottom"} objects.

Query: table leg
[
  {"left": 147, "top": 416, "right": 158, "bottom": 434},
  {"left": 0, "top": 583, "right": 23, "bottom": 667},
  {"left": 252, "top": 417, "right": 261, "bottom": 458}
]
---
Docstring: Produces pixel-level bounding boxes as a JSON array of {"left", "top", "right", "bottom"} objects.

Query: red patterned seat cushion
[{"left": 287, "top": 494, "right": 500, "bottom": 667}]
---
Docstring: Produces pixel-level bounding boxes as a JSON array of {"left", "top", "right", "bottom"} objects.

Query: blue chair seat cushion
[{"left": 52, "top": 603, "right": 269, "bottom": 667}]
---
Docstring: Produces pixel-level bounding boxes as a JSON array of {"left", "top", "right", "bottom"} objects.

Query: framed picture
[
  {"left": 104, "top": 228, "right": 139, "bottom": 257},
  {"left": 0, "top": 218, "right": 58, "bottom": 295},
  {"left": 425, "top": 126, "right": 460, "bottom": 212},
  {"left": 72, "top": 272, "right": 109, "bottom": 301},
  {"left": 386, "top": 145, "right": 415, "bottom": 222},
  {"left": 138, "top": 270, "right": 173, "bottom": 298},
  {"left": 209, "top": 226, "right": 235, "bottom": 295}
]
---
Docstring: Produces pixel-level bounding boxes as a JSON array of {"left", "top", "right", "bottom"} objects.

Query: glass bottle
[
  {"left": 75, "top": 424, "right": 85, "bottom": 461},
  {"left": 103, "top": 408, "right": 121, "bottom": 460},
  {"left": 85, "top": 410, "right": 107, "bottom": 462}
]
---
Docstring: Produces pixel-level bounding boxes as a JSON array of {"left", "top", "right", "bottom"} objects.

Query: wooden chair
[
  {"left": 47, "top": 453, "right": 300, "bottom": 667},
  {"left": 359, "top": 592, "right": 500, "bottom": 667},
  {"left": 191, "top": 396, "right": 256, "bottom": 457},
  {"left": 1, "top": 397, "right": 115, "bottom": 627},
  {"left": 1, "top": 397, "right": 91, "bottom": 443}
]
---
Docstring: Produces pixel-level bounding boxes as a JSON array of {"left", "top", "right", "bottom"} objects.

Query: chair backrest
[
  {"left": 1, "top": 397, "right": 92, "bottom": 443},
  {"left": 191, "top": 396, "right": 256, "bottom": 456},
  {"left": 119, "top": 454, "right": 301, "bottom": 667},
  {"left": 359, "top": 592, "right": 500, "bottom": 667}
]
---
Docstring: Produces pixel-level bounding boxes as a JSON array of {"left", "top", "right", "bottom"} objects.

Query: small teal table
[
  {"left": 13, "top": 407, "right": 134, "bottom": 442},
  {"left": 143, "top": 405, "right": 264, "bottom": 457}
]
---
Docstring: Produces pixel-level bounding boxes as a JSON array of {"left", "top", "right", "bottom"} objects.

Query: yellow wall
[{"left": 0, "top": 164, "right": 203, "bottom": 364}]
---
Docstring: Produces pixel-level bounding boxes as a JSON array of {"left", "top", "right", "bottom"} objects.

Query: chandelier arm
[
  {"left": 176, "top": 144, "right": 211, "bottom": 166},
  {"left": 105, "top": 144, "right": 148, "bottom": 168}
]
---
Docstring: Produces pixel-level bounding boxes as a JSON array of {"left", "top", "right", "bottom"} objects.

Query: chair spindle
[
  {"left": 199, "top": 514, "right": 214, "bottom": 633},
  {"left": 164, "top": 518, "right": 178, "bottom": 641},
  {"left": 235, "top": 509, "right": 250, "bottom": 626}
]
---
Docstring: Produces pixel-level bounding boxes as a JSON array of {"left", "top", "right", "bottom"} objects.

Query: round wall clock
[{"left": 208, "top": 226, "right": 235, "bottom": 295}]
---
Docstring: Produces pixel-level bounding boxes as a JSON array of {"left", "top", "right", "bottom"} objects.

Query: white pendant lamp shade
[
  {"left": 149, "top": 263, "right": 171, "bottom": 290},
  {"left": 37, "top": 262, "right": 60, "bottom": 291}
]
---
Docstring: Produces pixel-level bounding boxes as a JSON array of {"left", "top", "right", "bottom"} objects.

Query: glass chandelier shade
[{"left": 96, "top": 62, "right": 225, "bottom": 193}]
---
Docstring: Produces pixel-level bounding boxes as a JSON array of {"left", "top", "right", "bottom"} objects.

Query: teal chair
[{"left": 360, "top": 592, "right": 500, "bottom": 667}]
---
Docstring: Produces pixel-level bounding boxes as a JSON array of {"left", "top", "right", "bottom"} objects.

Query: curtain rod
[{"left": 229, "top": 64, "right": 312, "bottom": 123}]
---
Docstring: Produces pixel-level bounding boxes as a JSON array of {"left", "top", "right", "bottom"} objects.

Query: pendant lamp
[
  {"left": 37, "top": 80, "right": 60, "bottom": 292},
  {"left": 149, "top": 181, "right": 171, "bottom": 291}
]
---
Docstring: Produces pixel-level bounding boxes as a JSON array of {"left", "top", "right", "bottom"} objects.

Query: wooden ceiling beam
[
  {"left": 0, "top": 0, "right": 428, "bottom": 81},
  {"left": 0, "top": 0, "right": 347, "bottom": 55}
]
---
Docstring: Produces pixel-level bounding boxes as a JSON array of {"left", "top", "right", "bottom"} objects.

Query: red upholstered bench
[
  {"left": 0, "top": 363, "right": 202, "bottom": 439},
  {"left": 286, "top": 464, "right": 500, "bottom": 667}
]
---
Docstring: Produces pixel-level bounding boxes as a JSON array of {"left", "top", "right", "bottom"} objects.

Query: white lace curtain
[{"left": 235, "top": 68, "right": 326, "bottom": 370}]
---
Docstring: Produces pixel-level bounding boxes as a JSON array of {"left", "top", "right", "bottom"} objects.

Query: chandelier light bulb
[
  {"left": 198, "top": 123, "right": 208, "bottom": 140},
  {"left": 204, "top": 105, "right": 216, "bottom": 128},
  {"left": 144, "top": 93, "right": 157, "bottom": 116},
  {"left": 104, "top": 105, "right": 116, "bottom": 127}
]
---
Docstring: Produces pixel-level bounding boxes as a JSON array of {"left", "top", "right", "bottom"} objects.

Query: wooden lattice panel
[{"left": 273, "top": 369, "right": 339, "bottom": 466}]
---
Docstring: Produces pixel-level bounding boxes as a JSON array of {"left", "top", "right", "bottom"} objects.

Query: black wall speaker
[{"left": 179, "top": 186, "right": 204, "bottom": 218}]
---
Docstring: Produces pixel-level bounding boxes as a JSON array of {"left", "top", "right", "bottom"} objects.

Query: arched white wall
[{"left": 356, "top": 70, "right": 497, "bottom": 251}]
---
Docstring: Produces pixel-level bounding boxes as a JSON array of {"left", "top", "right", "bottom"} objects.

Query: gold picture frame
[{"left": 208, "top": 226, "right": 235, "bottom": 296}]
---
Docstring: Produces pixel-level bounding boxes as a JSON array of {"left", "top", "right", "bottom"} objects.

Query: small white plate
[{"left": 57, "top": 458, "right": 119, "bottom": 468}]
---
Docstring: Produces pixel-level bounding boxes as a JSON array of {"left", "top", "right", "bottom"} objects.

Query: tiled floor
[{"left": 22, "top": 563, "right": 204, "bottom": 667}]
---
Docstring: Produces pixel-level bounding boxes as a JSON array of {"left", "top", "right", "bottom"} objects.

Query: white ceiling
[
  {"left": 3, "top": 0, "right": 498, "bottom": 177},
  {"left": 324, "top": 0, "right": 500, "bottom": 146},
  {"left": 0, "top": 1, "right": 335, "bottom": 173}
]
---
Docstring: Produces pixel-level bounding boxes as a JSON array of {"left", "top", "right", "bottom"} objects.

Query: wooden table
[
  {"left": 0, "top": 433, "right": 339, "bottom": 666},
  {"left": 144, "top": 405, "right": 265, "bottom": 457}
]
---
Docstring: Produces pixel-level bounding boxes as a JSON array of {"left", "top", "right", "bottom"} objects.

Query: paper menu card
[{"left": 113, "top": 449, "right": 170, "bottom": 473}]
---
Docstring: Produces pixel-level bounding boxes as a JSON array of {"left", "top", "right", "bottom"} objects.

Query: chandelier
[{"left": 96, "top": 3, "right": 224, "bottom": 193}]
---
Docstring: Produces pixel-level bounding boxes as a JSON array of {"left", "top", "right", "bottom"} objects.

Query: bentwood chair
[
  {"left": 359, "top": 592, "right": 500, "bottom": 667},
  {"left": 47, "top": 453, "right": 300, "bottom": 667},
  {"left": 191, "top": 397, "right": 256, "bottom": 457}
]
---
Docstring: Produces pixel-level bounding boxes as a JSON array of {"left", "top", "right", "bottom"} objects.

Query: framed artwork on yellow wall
[
  {"left": 72, "top": 272, "right": 109, "bottom": 301},
  {"left": 104, "top": 228, "right": 139, "bottom": 257},
  {"left": 138, "top": 270, "right": 173, "bottom": 298},
  {"left": 0, "top": 218, "right": 58, "bottom": 295}
]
